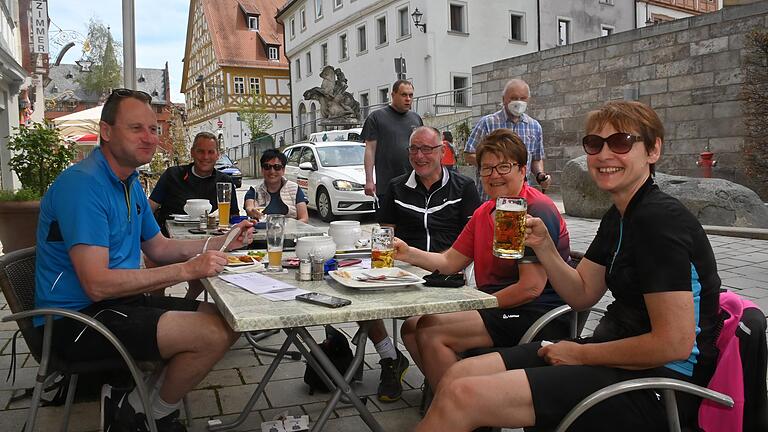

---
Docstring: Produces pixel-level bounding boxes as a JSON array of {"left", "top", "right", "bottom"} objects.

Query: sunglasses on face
[
  {"left": 261, "top": 163, "right": 284, "bottom": 171},
  {"left": 479, "top": 162, "right": 519, "bottom": 177},
  {"left": 582, "top": 133, "right": 644, "bottom": 155},
  {"left": 108, "top": 88, "right": 152, "bottom": 103}
]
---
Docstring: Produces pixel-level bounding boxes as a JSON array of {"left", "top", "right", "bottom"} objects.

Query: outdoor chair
[{"left": 0, "top": 247, "right": 159, "bottom": 432}]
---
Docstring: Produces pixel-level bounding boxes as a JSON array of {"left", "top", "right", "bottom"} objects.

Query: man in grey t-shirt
[{"left": 362, "top": 80, "right": 423, "bottom": 199}]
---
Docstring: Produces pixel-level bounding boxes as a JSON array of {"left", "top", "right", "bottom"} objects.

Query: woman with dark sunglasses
[
  {"left": 416, "top": 101, "right": 721, "bottom": 432},
  {"left": 243, "top": 149, "right": 309, "bottom": 222}
]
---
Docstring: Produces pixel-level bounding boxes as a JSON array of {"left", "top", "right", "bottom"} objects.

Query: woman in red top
[{"left": 441, "top": 131, "right": 457, "bottom": 170}]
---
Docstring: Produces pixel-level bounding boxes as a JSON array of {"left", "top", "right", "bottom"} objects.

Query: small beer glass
[
  {"left": 493, "top": 197, "right": 527, "bottom": 259},
  {"left": 265, "top": 214, "right": 286, "bottom": 272},
  {"left": 216, "top": 182, "right": 232, "bottom": 230},
  {"left": 371, "top": 226, "right": 395, "bottom": 268}
]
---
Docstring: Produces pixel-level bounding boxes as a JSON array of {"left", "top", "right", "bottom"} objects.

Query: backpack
[{"left": 303, "top": 325, "right": 361, "bottom": 394}]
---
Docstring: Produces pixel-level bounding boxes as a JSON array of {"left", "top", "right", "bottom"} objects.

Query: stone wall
[{"left": 471, "top": 2, "right": 768, "bottom": 197}]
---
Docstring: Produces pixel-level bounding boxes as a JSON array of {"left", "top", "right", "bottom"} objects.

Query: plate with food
[
  {"left": 328, "top": 267, "right": 425, "bottom": 290},
  {"left": 226, "top": 250, "right": 266, "bottom": 267}
]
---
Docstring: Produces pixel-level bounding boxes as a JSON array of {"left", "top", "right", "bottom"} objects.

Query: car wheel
[{"left": 317, "top": 187, "right": 335, "bottom": 222}]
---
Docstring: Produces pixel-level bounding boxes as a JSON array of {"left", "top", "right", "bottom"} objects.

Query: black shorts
[
  {"left": 477, "top": 303, "right": 569, "bottom": 348},
  {"left": 497, "top": 341, "right": 708, "bottom": 431},
  {"left": 50, "top": 294, "right": 200, "bottom": 362}
]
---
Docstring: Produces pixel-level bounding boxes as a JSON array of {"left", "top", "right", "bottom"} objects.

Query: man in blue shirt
[
  {"left": 464, "top": 79, "right": 551, "bottom": 198},
  {"left": 35, "top": 89, "right": 253, "bottom": 432}
]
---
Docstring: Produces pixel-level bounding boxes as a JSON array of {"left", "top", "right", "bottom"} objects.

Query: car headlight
[{"left": 333, "top": 180, "right": 364, "bottom": 191}]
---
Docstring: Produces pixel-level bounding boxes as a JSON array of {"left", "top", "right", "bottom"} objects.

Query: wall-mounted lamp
[
  {"left": 411, "top": 8, "right": 426, "bottom": 33},
  {"left": 75, "top": 59, "right": 93, "bottom": 72}
]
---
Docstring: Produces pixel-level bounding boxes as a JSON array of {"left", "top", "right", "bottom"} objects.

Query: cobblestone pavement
[{"left": 1, "top": 187, "right": 766, "bottom": 431}]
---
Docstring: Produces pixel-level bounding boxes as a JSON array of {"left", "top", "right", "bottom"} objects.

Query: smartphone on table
[{"left": 295, "top": 292, "right": 351, "bottom": 308}]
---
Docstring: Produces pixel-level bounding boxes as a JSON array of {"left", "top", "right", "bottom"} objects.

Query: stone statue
[{"left": 303, "top": 65, "right": 360, "bottom": 121}]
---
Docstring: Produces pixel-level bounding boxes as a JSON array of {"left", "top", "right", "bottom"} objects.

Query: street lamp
[{"left": 411, "top": 8, "right": 426, "bottom": 33}]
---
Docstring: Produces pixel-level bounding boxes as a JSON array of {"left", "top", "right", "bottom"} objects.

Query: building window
[
  {"left": 598, "top": 0, "right": 614, "bottom": 5},
  {"left": 320, "top": 42, "right": 328, "bottom": 66},
  {"left": 376, "top": 15, "right": 387, "bottom": 46},
  {"left": 234, "top": 76, "right": 245, "bottom": 94},
  {"left": 339, "top": 33, "right": 348, "bottom": 60},
  {"left": 449, "top": 2, "right": 467, "bottom": 33},
  {"left": 510, "top": 12, "right": 525, "bottom": 42},
  {"left": 248, "top": 16, "right": 259, "bottom": 31},
  {"left": 557, "top": 18, "right": 570, "bottom": 46},
  {"left": 249, "top": 77, "right": 261, "bottom": 94},
  {"left": 268, "top": 46, "right": 279, "bottom": 60},
  {"left": 300, "top": 8, "right": 306, "bottom": 30},
  {"left": 306, "top": 51, "right": 312, "bottom": 75},
  {"left": 295, "top": 59, "right": 301, "bottom": 80},
  {"left": 357, "top": 25, "right": 367, "bottom": 53},
  {"left": 397, "top": 7, "right": 410, "bottom": 38},
  {"left": 379, "top": 87, "right": 389, "bottom": 104},
  {"left": 452, "top": 75, "right": 469, "bottom": 106},
  {"left": 334, "top": 0, "right": 342, "bottom": 9},
  {"left": 360, "top": 92, "right": 369, "bottom": 117},
  {"left": 290, "top": 17, "right": 296, "bottom": 38},
  {"left": 315, "top": 0, "right": 323, "bottom": 19},
  {"left": 601, "top": 25, "right": 614, "bottom": 37}
]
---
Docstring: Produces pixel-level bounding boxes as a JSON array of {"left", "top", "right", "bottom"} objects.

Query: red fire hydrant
[{"left": 696, "top": 150, "right": 717, "bottom": 178}]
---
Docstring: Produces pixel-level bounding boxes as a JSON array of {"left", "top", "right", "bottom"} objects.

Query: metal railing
[{"left": 225, "top": 87, "right": 473, "bottom": 161}]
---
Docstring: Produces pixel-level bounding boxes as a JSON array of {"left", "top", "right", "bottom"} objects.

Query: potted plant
[{"left": 0, "top": 122, "right": 76, "bottom": 253}]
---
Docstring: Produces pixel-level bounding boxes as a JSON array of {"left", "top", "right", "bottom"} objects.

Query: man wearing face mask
[{"left": 464, "top": 79, "right": 551, "bottom": 197}]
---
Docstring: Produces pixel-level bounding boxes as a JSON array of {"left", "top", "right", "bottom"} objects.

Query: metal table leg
[
  {"left": 207, "top": 330, "right": 298, "bottom": 431},
  {"left": 296, "top": 324, "right": 383, "bottom": 432}
]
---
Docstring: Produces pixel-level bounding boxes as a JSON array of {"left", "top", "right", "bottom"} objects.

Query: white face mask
[{"left": 507, "top": 100, "right": 527, "bottom": 116}]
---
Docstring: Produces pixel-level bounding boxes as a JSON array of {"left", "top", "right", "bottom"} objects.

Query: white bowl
[
  {"left": 184, "top": 199, "right": 211, "bottom": 219},
  {"left": 328, "top": 220, "right": 361, "bottom": 250},
  {"left": 295, "top": 236, "right": 337, "bottom": 262}
]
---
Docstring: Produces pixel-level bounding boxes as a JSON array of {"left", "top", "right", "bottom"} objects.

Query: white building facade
[{"left": 277, "top": 0, "right": 640, "bottom": 130}]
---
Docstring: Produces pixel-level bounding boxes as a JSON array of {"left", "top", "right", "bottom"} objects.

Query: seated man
[
  {"left": 35, "top": 89, "right": 254, "bottom": 432},
  {"left": 243, "top": 149, "right": 309, "bottom": 223},
  {"left": 368, "top": 126, "right": 481, "bottom": 403},
  {"left": 394, "top": 129, "right": 571, "bottom": 392},
  {"left": 149, "top": 131, "right": 240, "bottom": 236}
]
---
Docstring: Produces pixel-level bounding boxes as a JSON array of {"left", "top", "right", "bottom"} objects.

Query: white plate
[
  {"left": 328, "top": 267, "right": 424, "bottom": 290},
  {"left": 171, "top": 214, "right": 198, "bottom": 223},
  {"left": 225, "top": 254, "right": 262, "bottom": 267}
]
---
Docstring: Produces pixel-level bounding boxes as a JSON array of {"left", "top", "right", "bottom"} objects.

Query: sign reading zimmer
[{"left": 30, "top": 1, "right": 48, "bottom": 54}]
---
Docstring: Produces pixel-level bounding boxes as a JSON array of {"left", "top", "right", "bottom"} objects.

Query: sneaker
[
  {"left": 101, "top": 384, "right": 138, "bottom": 432},
  {"left": 134, "top": 410, "right": 187, "bottom": 432},
  {"left": 377, "top": 350, "right": 409, "bottom": 402}
]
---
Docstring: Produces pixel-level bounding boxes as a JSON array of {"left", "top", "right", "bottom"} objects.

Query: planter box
[{"left": 0, "top": 200, "right": 40, "bottom": 253}]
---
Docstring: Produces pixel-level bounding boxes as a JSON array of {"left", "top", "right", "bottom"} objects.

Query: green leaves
[{"left": 7, "top": 123, "right": 76, "bottom": 198}]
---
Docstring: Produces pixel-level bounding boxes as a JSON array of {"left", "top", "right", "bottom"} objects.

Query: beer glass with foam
[
  {"left": 371, "top": 226, "right": 395, "bottom": 268},
  {"left": 216, "top": 182, "right": 232, "bottom": 229},
  {"left": 493, "top": 197, "right": 527, "bottom": 259},
  {"left": 265, "top": 214, "right": 286, "bottom": 272}
]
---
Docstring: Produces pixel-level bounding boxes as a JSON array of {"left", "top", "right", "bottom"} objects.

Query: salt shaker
[
  {"left": 199, "top": 210, "right": 208, "bottom": 229},
  {"left": 296, "top": 258, "right": 312, "bottom": 281}
]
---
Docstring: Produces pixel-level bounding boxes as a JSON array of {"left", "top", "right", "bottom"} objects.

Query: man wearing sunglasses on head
[
  {"left": 243, "top": 148, "right": 309, "bottom": 223},
  {"left": 34, "top": 88, "right": 253, "bottom": 432},
  {"left": 464, "top": 79, "right": 551, "bottom": 197}
]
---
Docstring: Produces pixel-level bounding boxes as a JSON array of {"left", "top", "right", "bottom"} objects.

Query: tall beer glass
[
  {"left": 265, "top": 214, "right": 286, "bottom": 272},
  {"left": 371, "top": 226, "right": 395, "bottom": 268},
  {"left": 493, "top": 197, "right": 527, "bottom": 259},
  {"left": 216, "top": 182, "right": 232, "bottom": 230}
]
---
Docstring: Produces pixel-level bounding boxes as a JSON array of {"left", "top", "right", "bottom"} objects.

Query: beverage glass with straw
[
  {"left": 265, "top": 214, "right": 286, "bottom": 272},
  {"left": 216, "top": 182, "right": 232, "bottom": 230}
]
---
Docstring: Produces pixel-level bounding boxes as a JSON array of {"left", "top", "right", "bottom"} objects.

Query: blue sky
[{"left": 48, "top": 0, "right": 189, "bottom": 103}]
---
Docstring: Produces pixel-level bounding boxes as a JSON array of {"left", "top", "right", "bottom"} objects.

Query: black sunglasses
[
  {"left": 582, "top": 133, "right": 643, "bottom": 155},
  {"left": 108, "top": 88, "right": 152, "bottom": 103},
  {"left": 261, "top": 163, "right": 284, "bottom": 171}
]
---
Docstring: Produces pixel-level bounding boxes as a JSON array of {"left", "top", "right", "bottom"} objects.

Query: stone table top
[
  {"left": 166, "top": 218, "right": 326, "bottom": 241},
  {"left": 202, "top": 265, "right": 498, "bottom": 332}
]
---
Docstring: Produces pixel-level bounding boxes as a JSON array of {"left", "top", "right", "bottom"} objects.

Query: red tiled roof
[{"left": 203, "top": 0, "right": 288, "bottom": 69}]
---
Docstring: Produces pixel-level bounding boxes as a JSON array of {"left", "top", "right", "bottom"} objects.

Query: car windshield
[
  {"left": 216, "top": 155, "right": 234, "bottom": 167},
  {"left": 316, "top": 145, "right": 365, "bottom": 167}
]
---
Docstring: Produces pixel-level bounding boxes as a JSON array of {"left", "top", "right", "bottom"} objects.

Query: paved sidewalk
[{"left": 1, "top": 205, "right": 766, "bottom": 431}]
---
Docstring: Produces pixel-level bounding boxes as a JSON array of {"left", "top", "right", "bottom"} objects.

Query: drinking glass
[
  {"left": 492, "top": 197, "right": 527, "bottom": 259},
  {"left": 371, "top": 226, "right": 395, "bottom": 268},
  {"left": 216, "top": 182, "right": 232, "bottom": 230},
  {"left": 265, "top": 214, "right": 286, "bottom": 272}
]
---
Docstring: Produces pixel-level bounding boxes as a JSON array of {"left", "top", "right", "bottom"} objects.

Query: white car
[
  {"left": 308, "top": 128, "right": 362, "bottom": 143},
  {"left": 283, "top": 141, "right": 374, "bottom": 222}
]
